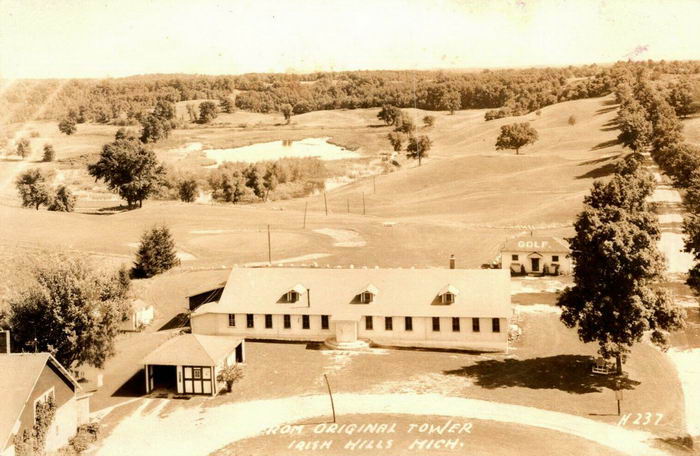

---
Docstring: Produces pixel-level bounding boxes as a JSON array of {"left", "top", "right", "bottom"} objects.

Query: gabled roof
[
  {"left": 193, "top": 267, "right": 511, "bottom": 319},
  {"left": 0, "top": 353, "right": 79, "bottom": 451},
  {"left": 359, "top": 284, "right": 379, "bottom": 295},
  {"left": 141, "top": 334, "right": 242, "bottom": 366},
  {"left": 290, "top": 284, "right": 307, "bottom": 294},
  {"left": 501, "top": 236, "right": 569, "bottom": 253},
  {"left": 439, "top": 284, "right": 461, "bottom": 295}
]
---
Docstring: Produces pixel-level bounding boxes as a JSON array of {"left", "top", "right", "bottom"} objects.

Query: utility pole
[
  {"left": 324, "top": 374, "right": 336, "bottom": 423},
  {"left": 267, "top": 224, "right": 272, "bottom": 265},
  {"left": 323, "top": 192, "right": 328, "bottom": 216},
  {"left": 362, "top": 192, "right": 366, "bottom": 215},
  {"left": 303, "top": 201, "right": 308, "bottom": 229}
]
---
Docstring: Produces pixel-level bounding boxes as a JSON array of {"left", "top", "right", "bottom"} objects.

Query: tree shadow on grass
[
  {"left": 112, "top": 369, "right": 145, "bottom": 398},
  {"left": 576, "top": 162, "right": 618, "bottom": 179},
  {"left": 591, "top": 139, "right": 621, "bottom": 151},
  {"left": 443, "top": 355, "right": 640, "bottom": 394},
  {"left": 82, "top": 205, "right": 132, "bottom": 216},
  {"left": 595, "top": 106, "right": 618, "bottom": 115}
]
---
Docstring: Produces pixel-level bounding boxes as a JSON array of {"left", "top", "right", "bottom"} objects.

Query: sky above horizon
[{"left": 0, "top": 0, "right": 699, "bottom": 79}]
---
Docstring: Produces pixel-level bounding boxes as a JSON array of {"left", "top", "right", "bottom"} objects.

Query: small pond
[{"left": 204, "top": 137, "right": 361, "bottom": 167}]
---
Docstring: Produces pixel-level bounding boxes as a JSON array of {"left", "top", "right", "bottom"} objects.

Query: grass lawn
[
  {"left": 212, "top": 414, "right": 627, "bottom": 456},
  {"left": 91, "top": 311, "right": 685, "bottom": 441}
]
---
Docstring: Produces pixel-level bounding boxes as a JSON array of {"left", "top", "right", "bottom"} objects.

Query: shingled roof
[
  {"left": 0, "top": 353, "right": 79, "bottom": 451},
  {"left": 142, "top": 334, "right": 242, "bottom": 366},
  {"left": 501, "top": 236, "right": 570, "bottom": 253},
  {"left": 193, "top": 267, "right": 511, "bottom": 319}
]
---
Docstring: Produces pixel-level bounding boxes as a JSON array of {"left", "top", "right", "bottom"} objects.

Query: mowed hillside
[
  {"left": 283, "top": 96, "right": 622, "bottom": 226},
  {"left": 0, "top": 95, "right": 636, "bottom": 272}
]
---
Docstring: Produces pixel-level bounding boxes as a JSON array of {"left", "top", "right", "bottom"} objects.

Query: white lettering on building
[{"left": 517, "top": 241, "right": 549, "bottom": 250}]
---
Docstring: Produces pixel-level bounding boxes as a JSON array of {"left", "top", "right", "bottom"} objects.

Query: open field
[{"left": 0, "top": 95, "right": 634, "bottom": 272}]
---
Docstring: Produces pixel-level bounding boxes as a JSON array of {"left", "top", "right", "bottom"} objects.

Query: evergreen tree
[{"left": 132, "top": 225, "right": 180, "bottom": 278}]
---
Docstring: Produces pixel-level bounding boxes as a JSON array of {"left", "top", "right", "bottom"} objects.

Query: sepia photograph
[{"left": 0, "top": 0, "right": 699, "bottom": 454}]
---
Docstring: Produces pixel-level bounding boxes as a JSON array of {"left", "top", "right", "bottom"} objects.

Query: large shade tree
[
  {"left": 406, "top": 135, "right": 432, "bottom": 166},
  {"left": 495, "top": 122, "right": 538, "bottom": 155},
  {"left": 88, "top": 138, "right": 166, "bottom": 209},
  {"left": 6, "top": 255, "right": 129, "bottom": 369},
  {"left": 15, "top": 168, "right": 50, "bottom": 210},
  {"left": 557, "top": 171, "right": 685, "bottom": 374}
]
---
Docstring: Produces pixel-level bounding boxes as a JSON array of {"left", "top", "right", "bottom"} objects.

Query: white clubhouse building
[
  {"left": 501, "top": 235, "right": 571, "bottom": 275},
  {"left": 190, "top": 265, "right": 511, "bottom": 352}
]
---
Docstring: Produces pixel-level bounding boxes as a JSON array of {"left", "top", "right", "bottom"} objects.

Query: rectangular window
[
  {"left": 452, "top": 317, "right": 460, "bottom": 332},
  {"left": 228, "top": 314, "right": 236, "bottom": 327},
  {"left": 360, "top": 292, "right": 373, "bottom": 303},
  {"left": 321, "top": 315, "right": 329, "bottom": 330},
  {"left": 432, "top": 317, "right": 440, "bottom": 332},
  {"left": 265, "top": 314, "right": 273, "bottom": 329},
  {"left": 492, "top": 318, "right": 501, "bottom": 333},
  {"left": 472, "top": 318, "right": 480, "bottom": 332},
  {"left": 404, "top": 316, "right": 413, "bottom": 331},
  {"left": 284, "top": 314, "right": 291, "bottom": 329},
  {"left": 365, "top": 316, "right": 373, "bottom": 330},
  {"left": 385, "top": 317, "right": 393, "bottom": 331},
  {"left": 287, "top": 291, "right": 299, "bottom": 302},
  {"left": 246, "top": 314, "right": 254, "bottom": 328},
  {"left": 552, "top": 255, "right": 559, "bottom": 262},
  {"left": 511, "top": 254, "right": 518, "bottom": 261},
  {"left": 302, "top": 315, "right": 310, "bottom": 329}
]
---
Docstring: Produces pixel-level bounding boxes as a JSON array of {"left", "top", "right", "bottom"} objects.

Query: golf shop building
[
  {"left": 142, "top": 334, "right": 244, "bottom": 396},
  {"left": 501, "top": 235, "right": 571, "bottom": 275},
  {"left": 190, "top": 264, "right": 512, "bottom": 352}
]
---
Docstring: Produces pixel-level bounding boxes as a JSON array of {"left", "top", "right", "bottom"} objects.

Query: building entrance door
[
  {"left": 335, "top": 320, "right": 358, "bottom": 343},
  {"left": 531, "top": 258, "right": 540, "bottom": 272}
]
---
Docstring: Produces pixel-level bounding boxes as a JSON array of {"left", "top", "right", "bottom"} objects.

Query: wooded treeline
[{"left": 3, "top": 60, "right": 698, "bottom": 125}]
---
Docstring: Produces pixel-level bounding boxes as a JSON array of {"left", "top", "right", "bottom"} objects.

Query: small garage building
[{"left": 142, "top": 334, "right": 244, "bottom": 397}]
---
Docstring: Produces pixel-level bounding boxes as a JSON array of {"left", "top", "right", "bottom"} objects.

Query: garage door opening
[{"left": 150, "top": 365, "right": 177, "bottom": 392}]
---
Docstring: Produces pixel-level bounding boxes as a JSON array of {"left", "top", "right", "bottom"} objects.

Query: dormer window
[
  {"left": 356, "top": 284, "right": 379, "bottom": 304},
  {"left": 437, "top": 284, "right": 460, "bottom": 305},
  {"left": 286, "top": 284, "right": 307, "bottom": 303}
]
